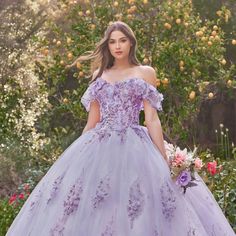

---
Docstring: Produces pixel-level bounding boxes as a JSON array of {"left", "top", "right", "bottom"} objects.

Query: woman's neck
[{"left": 112, "top": 60, "right": 133, "bottom": 70}]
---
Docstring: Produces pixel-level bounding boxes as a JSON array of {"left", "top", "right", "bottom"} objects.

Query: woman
[{"left": 6, "top": 21, "right": 235, "bottom": 236}]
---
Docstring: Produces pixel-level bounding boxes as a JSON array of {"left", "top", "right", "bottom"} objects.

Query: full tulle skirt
[{"left": 6, "top": 126, "right": 235, "bottom": 236}]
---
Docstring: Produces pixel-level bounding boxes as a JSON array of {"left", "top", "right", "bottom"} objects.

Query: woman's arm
[
  {"left": 82, "top": 100, "right": 100, "bottom": 134},
  {"left": 82, "top": 69, "right": 101, "bottom": 134},
  {"left": 142, "top": 66, "right": 169, "bottom": 165}
]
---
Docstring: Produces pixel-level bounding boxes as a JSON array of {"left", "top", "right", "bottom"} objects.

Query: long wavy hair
[{"left": 69, "top": 21, "right": 140, "bottom": 82}]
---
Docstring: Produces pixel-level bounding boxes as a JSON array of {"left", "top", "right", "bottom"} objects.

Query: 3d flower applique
[
  {"left": 50, "top": 169, "right": 84, "bottom": 235},
  {"left": 160, "top": 182, "right": 177, "bottom": 221},
  {"left": 127, "top": 178, "right": 145, "bottom": 229},
  {"left": 101, "top": 214, "right": 116, "bottom": 236},
  {"left": 92, "top": 174, "right": 111, "bottom": 209},
  {"left": 63, "top": 176, "right": 83, "bottom": 216},
  {"left": 28, "top": 183, "right": 45, "bottom": 214},
  {"left": 154, "top": 228, "right": 159, "bottom": 236},
  {"left": 47, "top": 171, "right": 66, "bottom": 204},
  {"left": 50, "top": 221, "right": 65, "bottom": 236},
  {"left": 187, "top": 226, "right": 197, "bottom": 236}
]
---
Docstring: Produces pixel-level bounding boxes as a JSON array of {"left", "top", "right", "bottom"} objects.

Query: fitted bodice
[
  {"left": 81, "top": 77, "right": 163, "bottom": 132},
  {"left": 81, "top": 77, "right": 163, "bottom": 134}
]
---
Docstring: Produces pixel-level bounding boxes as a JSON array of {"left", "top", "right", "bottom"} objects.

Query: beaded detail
[
  {"left": 101, "top": 215, "right": 115, "bottom": 236},
  {"left": 50, "top": 169, "right": 84, "bottom": 235},
  {"left": 47, "top": 172, "right": 66, "bottom": 204},
  {"left": 80, "top": 77, "right": 164, "bottom": 144},
  {"left": 92, "top": 174, "right": 111, "bottom": 209},
  {"left": 160, "top": 182, "right": 176, "bottom": 220},
  {"left": 127, "top": 178, "right": 145, "bottom": 229}
]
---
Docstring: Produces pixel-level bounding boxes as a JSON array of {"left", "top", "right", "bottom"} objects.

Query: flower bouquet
[{"left": 164, "top": 141, "right": 204, "bottom": 194}]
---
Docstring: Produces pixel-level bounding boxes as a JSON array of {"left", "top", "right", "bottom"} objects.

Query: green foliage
[
  {"left": 199, "top": 150, "right": 236, "bottom": 231},
  {"left": 0, "top": 0, "right": 235, "bottom": 233},
  {"left": 36, "top": 0, "right": 236, "bottom": 147},
  {"left": 0, "top": 198, "right": 24, "bottom": 236}
]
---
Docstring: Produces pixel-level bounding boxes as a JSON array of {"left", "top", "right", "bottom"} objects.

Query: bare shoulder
[
  {"left": 138, "top": 65, "right": 157, "bottom": 87},
  {"left": 91, "top": 68, "right": 100, "bottom": 80}
]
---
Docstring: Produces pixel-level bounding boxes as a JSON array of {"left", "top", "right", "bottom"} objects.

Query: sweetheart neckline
[
  {"left": 97, "top": 77, "right": 158, "bottom": 91},
  {"left": 98, "top": 76, "right": 143, "bottom": 86}
]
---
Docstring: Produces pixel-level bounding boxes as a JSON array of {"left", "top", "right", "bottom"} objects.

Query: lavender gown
[{"left": 6, "top": 77, "right": 235, "bottom": 236}]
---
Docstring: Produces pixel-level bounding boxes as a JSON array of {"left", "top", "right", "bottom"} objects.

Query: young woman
[{"left": 6, "top": 21, "right": 235, "bottom": 236}]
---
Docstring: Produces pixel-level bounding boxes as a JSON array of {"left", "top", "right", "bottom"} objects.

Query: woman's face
[{"left": 108, "top": 30, "right": 132, "bottom": 60}]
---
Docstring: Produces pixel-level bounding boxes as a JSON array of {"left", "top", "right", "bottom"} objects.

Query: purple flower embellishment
[{"left": 176, "top": 170, "right": 191, "bottom": 187}]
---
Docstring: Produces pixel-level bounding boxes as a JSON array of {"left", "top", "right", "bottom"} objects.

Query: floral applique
[
  {"left": 153, "top": 225, "right": 159, "bottom": 236},
  {"left": 101, "top": 214, "right": 116, "bottom": 236},
  {"left": 127, "top": 178, "right": 145, "bottom": 229},
  {"left": 160, "top": 182, "right": 176, "bottom": 220},
  {"left": 92, "top": 174, "right": 111, "bottom": 209},
  {"left": 29, "top": 183, "right": 45, "bottom": 213},
  {"left": 50, "top": 169, "right": 84, "bottom": 235},
  {"left": 95, "top": 128, "right": 112, "bottom": 143},
  {"left": 187, "top": 227, "right": 197, "bottom": 236},
  {"left": 80, "top": 77, "right": 164, "bottom": 145},
  {"left": 47, "top": 172, "right": 66, "bottom": 204}
]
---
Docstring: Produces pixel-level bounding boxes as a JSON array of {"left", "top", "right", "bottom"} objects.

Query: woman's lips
[{"left": 115, "top": 51, "right": 122, "bottom": 54}]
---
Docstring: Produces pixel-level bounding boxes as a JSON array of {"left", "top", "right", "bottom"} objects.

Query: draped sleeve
[
  {"left": 80, "top": 81, "right": 98, "bottom": 112},
  {"left": 140, "top": 82, "right": 164, "bottom": 111}
]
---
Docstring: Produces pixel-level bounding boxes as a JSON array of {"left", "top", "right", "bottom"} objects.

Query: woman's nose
[{"left": 115, "top": 42, "right": 120, "bottom": 48}]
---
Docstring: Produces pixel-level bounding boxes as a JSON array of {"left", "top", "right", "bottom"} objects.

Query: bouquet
[{"left": 164, "top": 141, "right": 204, "bottom": 194}]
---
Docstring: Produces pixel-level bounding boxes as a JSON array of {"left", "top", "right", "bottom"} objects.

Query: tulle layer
[{"left": 6, "top": 126, "right": 235, "bottom": 236}]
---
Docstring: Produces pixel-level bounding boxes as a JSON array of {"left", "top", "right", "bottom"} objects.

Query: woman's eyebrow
[{"left": 109, "top": 37, "right": 128, "bottom": 40}]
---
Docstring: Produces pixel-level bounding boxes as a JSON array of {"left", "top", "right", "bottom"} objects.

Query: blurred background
[{"left": 0, "top": 0, "right": 235, "bottom": 234}]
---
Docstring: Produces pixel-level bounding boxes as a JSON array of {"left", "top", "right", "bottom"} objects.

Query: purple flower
[{"left": 176, "top": 170, "right": 191, "bottom": 186}]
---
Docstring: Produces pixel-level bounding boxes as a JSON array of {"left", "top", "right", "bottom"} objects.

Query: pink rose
[
  {"left": 194, "top": 158, "right": 203, "bottom": 170},
  {"left": 9, "top": 193, "right": 17, "bottom": 204},
  {"left": 18, "top": 193, "right": 25, "bottom": 199},
  {"left": 207, "top": 161, "right": 217, "bottom": 175},
  {"left": 172, "top": 151, "right": 186, "bottom": 166}
]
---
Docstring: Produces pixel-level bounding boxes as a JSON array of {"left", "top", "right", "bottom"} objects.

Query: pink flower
[
  {"left": 9, "top": 194, "right": 17, "bottom": 204},
  {"left": 18, "top": 193, "right": 25, "bottom": 199},
  {"left": 24, "top": 183, "right": 30, "bottom": 191},
  {"left": 172, "top": 148, "right": 187, "bottom": 166},
  {"left": 218, "top": 165, "right": 223, "bottom": 172},
  {"left": 194, "top": 158, "right": 203, "bottom": 170},
  {"left": 207, "top": 161, "right": 217, "bottom": 175}
]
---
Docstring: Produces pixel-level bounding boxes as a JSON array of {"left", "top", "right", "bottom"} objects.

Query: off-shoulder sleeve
[
  {"left": 141, "top": 82, "right": 164, "bottom": 111},
  {"left": 80, "top": 82, "right": 98, "bottom": 112}
]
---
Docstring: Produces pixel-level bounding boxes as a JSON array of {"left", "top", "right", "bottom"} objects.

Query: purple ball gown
[{"left": 6, "top": 77, "right": 235, "bottom": 236}]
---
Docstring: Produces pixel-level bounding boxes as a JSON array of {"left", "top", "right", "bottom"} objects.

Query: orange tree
[{"left": 36, "top": 0, "right": 236, "bottom": 147}]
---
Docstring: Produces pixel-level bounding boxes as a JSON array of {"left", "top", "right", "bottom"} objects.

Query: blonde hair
[{"left": 68, "top": 21, "right": 140, "bottom": 82}]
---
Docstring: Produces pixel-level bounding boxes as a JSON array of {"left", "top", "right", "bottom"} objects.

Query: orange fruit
[
  {"left": 143, "top": 58, "right": 149, "bottom": 64},
  {"left": 67, "top": 52, "right": 73, "bottom": 59},
  {"left": 208, "top": 92, "right": 214, "bottom": 99},
  {"left": 189, "top": 91, "right": 196, "bottom": 100},
  {"left": 63, "top": 98, "right": 69, "bottom": 104},
  {"left": 76, "top": 62, "right": 82, "bottom": 69},
  {"left": 232, "top": 39, "right": 236, "bottom": 45},
  {"left": 179, "top": 60, "right": 184, "bottom": 67},
  {"left": 56, "top": 41, "right": 61, "bottom": 46},
  {"left": 207, "top": 41, "right": 213, "bottom": 46},
  {"left": 211, "top": 31, "right": 217, "bottom": 36},
  {"left": 227, "top": 80, "right": 232, "bottom": 86},
  {"left": 79, "top": 71, "right": 84, "bottom": 77},
  {"left": 220, "top": 59, "right": 226, "bottom": 65},
  {"left": 164, "top": 23, "right": 172, "bottom": 29},
  {"left": 176, "top": 18, "right": 181, "bottom": 24}
]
